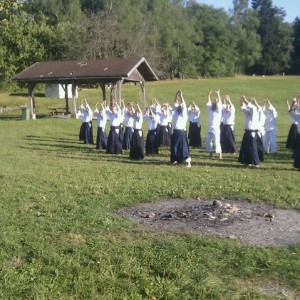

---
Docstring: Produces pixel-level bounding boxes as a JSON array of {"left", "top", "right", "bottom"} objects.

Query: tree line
[{"left": 0, "top": 0, "right": 300, "bottom": 88}]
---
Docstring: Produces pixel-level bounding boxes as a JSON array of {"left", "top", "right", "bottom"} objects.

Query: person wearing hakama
[
  {"left": 286, "top": 98, "right": 299, "bottom": 150},
  {"left": 144, "top": 106, "right": 159, "bottom": 155},
  {"left": 105, "top": 101, "right": 123, "bottom": 155},
  {"left": 122, "top": 102, "right": 135, "bottom": 150},
  {"left": 129, "top": 103, "right": 145, "bottom": 160},
  {"left": 263, "top": 99, "right": 278, "bottom": 157},
  {"left": 288, "top": 100, "right": 300, "bottom": 170},
  {"left": 205, "top": 89, "right": 223, "bottom": 160},
  {"left": 79, "top": 99, "right": 94, "bottom": 145},
  {"left": 94, "top": 102, "right": 107, "bottom": 150},
  {"left": 220, "top": 95, "right": 236, "bottom": 154},
  {"left": 170, "top": 90, "right": 191, "bottom": 168},
  {"left": 238, "top": 96, "right": 261, "bottom": 167},
  {"left": 156, "top": 101, "right": 172, "bottom": 148},
  {"left": 257, "top": 103, "right": 265, "bottom": 162},
  {"left": 188, "top": 101, "right": 201, "bottom": 148}
]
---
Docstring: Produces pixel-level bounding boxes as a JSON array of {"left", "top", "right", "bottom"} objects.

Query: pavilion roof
[{"left": 12, "top": 57, "right": 158, "bottom": 84}]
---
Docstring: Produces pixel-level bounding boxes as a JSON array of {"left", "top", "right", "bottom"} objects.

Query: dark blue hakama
[
  {"left": 220, "top": 124, "right": 236, "bottom": 153},
  {"left": 129, "top": 129, "right": 145, "bottom": 160},
  {"left": 188, "top": 122, "right": 202, "bottom": 148},
  {"left": 106, "top": 126, "right": 122, "bottom": 155},
  {"left": 122, "top": 126, "right": 133, "bottom": 150},
  {"left": 170, "top": 129, "right": 190, "bottom": 163},
  {"left": 96, "top": 127, "right": 107, "bottom": 150},
  {"left": 146, "top": 129, "right": 158, "bottom": 155},
  {"left": 238, "top": 130, "right": 260, "bottom": 165}
]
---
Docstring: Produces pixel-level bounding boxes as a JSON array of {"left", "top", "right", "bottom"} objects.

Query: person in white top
[
  {"left": 78, "top": 99, "right": 94, "bottom": 145},
  {"left": 156, "top": 100, "right": 172, "bottom": 147},
  {"left": 257, "top": 103, "right": 265, "bottom": 162},
  {"left": 170, "top": 90, "right": 191, "bottom": 167},
  {"left": 288, "top": 99, "right": 300, "bottom": 170},
  {"left": 205, "top": 89, "right": 223, "bottom": 159},
  {"left": 129, "top": 103, "right": 145, "bottom": 160},
  {"left": 122, "top": 101, "right": 135, "bottom": 150},
  {"left": 105, "top": 100, "right": 123, "bottom": 155},
  {"left": 263, "top": 98, "right": 278, "bottom": 156},
  {"left": 286, "top": 98, "right": 299, "bottom": 150},
  {"left": 220, "top": 95, "right": 236, "bottom": 153},
  {"left": 238, "top": 96, "right": 261, "bottom": 167},
  {"left": 188, "top": 101, "right": 201, "bottom": 148},
  {"left": 94, "top": 102, "right": 107, "bottom": 150},
  {"left": 144, "top": 106, "right": 159, "bottom": 155}
]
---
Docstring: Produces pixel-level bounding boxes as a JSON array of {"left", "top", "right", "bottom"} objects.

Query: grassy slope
[{"left": 0, "top": 77, "right": 299, "bottom": 299}]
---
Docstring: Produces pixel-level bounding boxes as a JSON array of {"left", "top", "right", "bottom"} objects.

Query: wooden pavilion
[{"left": 12, "top": 57, "right": 158, "bottom": 119}]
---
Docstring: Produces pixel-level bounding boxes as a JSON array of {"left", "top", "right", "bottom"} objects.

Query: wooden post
[
  {"left": 64, "top": 83, "right": 69, "bottom": 114},
  {"left": 116, "top": 80, "right": 123, "bottom": 105},
  {"left": 28, "top": 83, "right": 36, "bottom": 119},
  {"left": 71, "top": 82, "right": 77, "bottom": 118},
  {"left": 140, "top": 81, "right": 146, "bottom": 109},
  {"left": 100, "top": 82, "right": 106, "bottom": 101}
]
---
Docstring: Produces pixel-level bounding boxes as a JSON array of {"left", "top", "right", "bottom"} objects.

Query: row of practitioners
[
  {"left": 77, "top": 92, "right": 300, "bottom": 170},
  {"left": 78, "top": 93, "right": 193, "bottom": 166}
]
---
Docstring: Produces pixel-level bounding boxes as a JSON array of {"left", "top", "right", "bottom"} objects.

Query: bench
[{"left": 49, "top": 108, "right": 66, "bottom": 115}]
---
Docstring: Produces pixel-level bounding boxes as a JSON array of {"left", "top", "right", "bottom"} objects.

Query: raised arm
[{"left": 215, "top": 89, "right": 221, "bottom": 103}]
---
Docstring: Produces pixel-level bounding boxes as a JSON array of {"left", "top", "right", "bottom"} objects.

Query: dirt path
[{"left": 118, "top": 198, "right": 300, "bottom": 247}]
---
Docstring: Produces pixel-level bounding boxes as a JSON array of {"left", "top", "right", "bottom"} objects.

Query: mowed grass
[{"left": 0, "top": 76, "right": 299, "bottom": 299}]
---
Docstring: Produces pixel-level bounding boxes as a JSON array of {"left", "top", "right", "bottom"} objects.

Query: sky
[{"left": 196, "top": 0, "right": 300, "bottom": 23}]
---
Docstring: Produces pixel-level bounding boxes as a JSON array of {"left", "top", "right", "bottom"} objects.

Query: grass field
[{"left": 0, "top": 76, "right": 299, "bottom": 299}]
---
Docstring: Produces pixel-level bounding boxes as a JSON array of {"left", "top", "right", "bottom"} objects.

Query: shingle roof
[{"left": 12, "top": 57, "right": 158, "bottom": 83}]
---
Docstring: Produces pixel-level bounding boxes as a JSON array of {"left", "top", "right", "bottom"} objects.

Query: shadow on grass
[
  {"left": 10, "top": 92, "right": 45, "bottom": 97},
  {"left": 22, "top": 134, "right": 296, "bottom": 170},
  {"left": 0, "top": 115, "right": 22, "bottom": 121}
]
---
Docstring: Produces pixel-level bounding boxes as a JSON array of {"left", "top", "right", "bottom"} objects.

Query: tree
[
  {"left": 251, "top": 0, "right": 293, "bottom": 74},
  {"left": 290, "top": 17, "right": 300, "bottom": 74},
  {"left": 229, "top": 0, "right": 261, "bottom": 74}
]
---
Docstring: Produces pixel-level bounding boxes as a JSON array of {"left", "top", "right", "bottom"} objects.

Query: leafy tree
[
  {"left": 290, "top": 17, "right": 300, "bottom": 74},
  {"left": 229, "top": 0, "right": 261, "bottom": 74},
  {"left": 251, "top": 0, "right": 293, "bottom": 74},
  {"left": 187, "top": 3, "right": 237, "bottom": 77}
]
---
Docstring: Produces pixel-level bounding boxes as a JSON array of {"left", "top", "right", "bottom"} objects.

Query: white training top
[
  {"left": 207, "top": 102, "right": 222, "bottom": 133},
  {"left": 105, "top": 107, "right": 122, "bottom": 127},
  {"left": 124, "top": 110, "right": 135, "bottom": 128},
  {"left": 173, "top": 98, "right": 188, "bottom": 130},
  {"left": 241, "top": 103, "right": 260, "bottom": 130},
  {"left": 263, "top": 104, "right": 277, "bottom": 131},
  {"left": 133, "top": 114, "right": 143, "bottom": 130},
  {"left": 94, "top": 109, "right": 107, "bottom": 128},
  {"left": 144, "top": 113, "right": 159, "bottom": 131},
  {"left": 156, "top": 107, "right": 171, "bottom": 126},
  {"left": 188, "top": 106, "right": 201, "bottom": 124},
  {"left": 222, "top": 104, "right": 235, "bottom": 126}
]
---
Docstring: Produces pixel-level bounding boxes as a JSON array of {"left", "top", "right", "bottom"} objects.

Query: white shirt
[
  {"left": 188, "top": 106, "right": 200, "bottom": 123},
  {"left": 124, "top": 110, "right": 135, "bottom": 128},
  {"left": 173, "top": 98, "right": 188, "bottom": 130},
  {"left": 80, "top": 104, "right": 92, "bottom": 122},
  {"left": 133, "top": 114, "right": 143, "bottom": 130},
  {"left": 105, "top": 107, "right": 122, "bottom": 127},
  {"left": 94, "top": 109, "right": 107, "bottom": 128},
  {"left": 241, "top": 103, "right": 260, "bottom": 131},
  {"left": 144, "top": 113, "right": 159, "bottom": 131},
  {"left": 222, "top": 105, "right": 235, "bottom": 126},
  {"left": 263, "top": 105, "right": 277, "bottom": 131},
  {"left": 207, "top": 102, "right": 222, "bottom": 133},
  {"left": 156, "top": 108, "right": 171, "bottom": 126},
  {"left": 289, "top": 110, "right": 300, "bottom": 133}
]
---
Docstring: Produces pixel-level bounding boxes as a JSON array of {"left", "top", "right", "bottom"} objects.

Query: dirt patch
[{"left": 118, "top": 198, "right": 300, "bottom": 247}]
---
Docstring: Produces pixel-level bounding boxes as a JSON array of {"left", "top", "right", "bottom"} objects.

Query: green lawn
[{"left": 0, "top": 76, "right": 299, "bottom": 299}]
